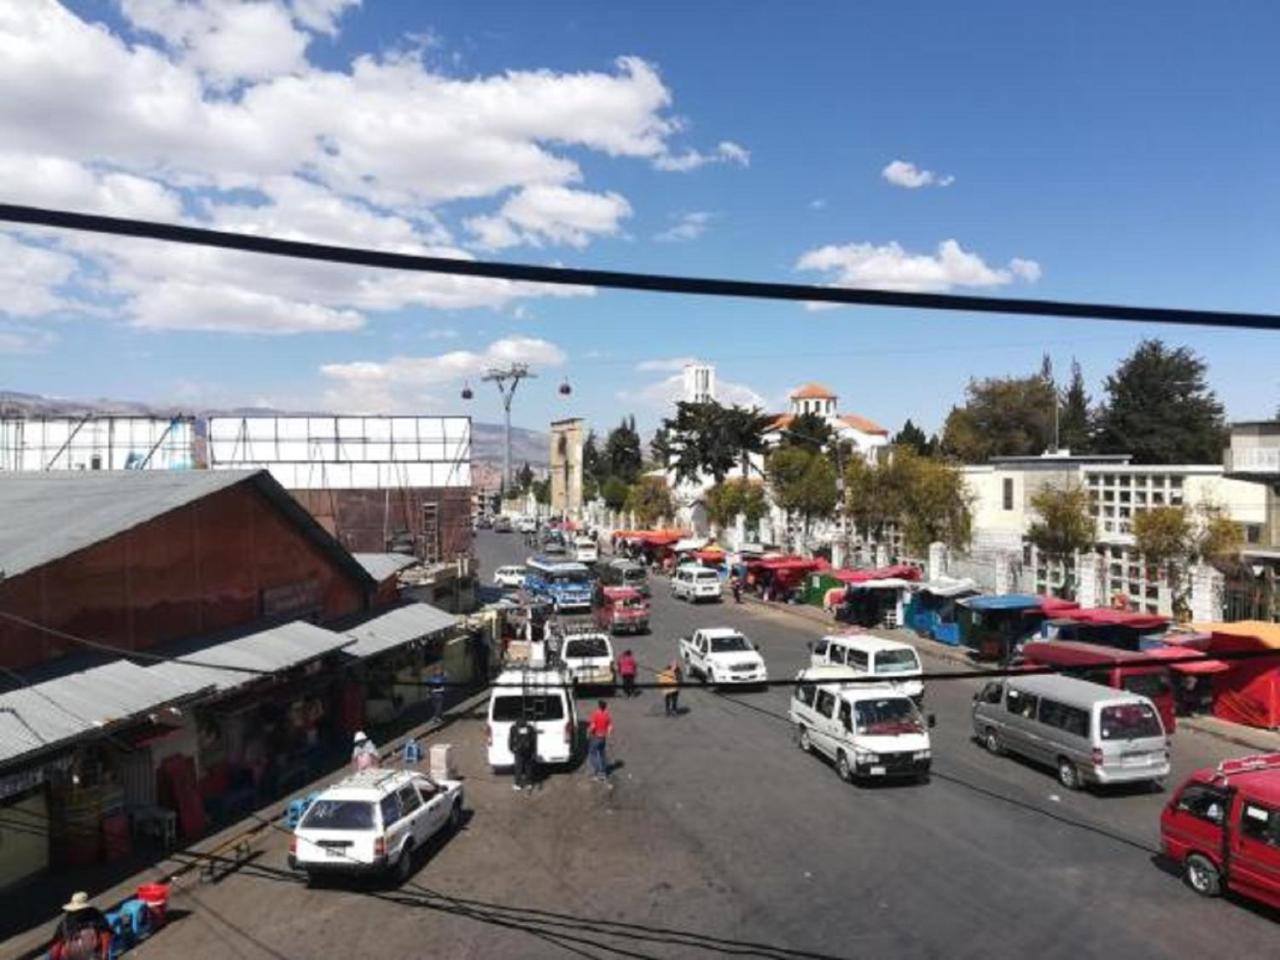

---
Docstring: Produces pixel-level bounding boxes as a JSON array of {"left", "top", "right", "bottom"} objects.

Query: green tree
[
  {"left": 844, "top": 453, "right": 906, "bottom": 545},
  {"left": 1026, "top": 482, "right": 1095, "bottom": 598},
  {"left": 892, "top": 419, "right": 932, "bottom": 456},
  {"left": 602, "top": 476, "right": 630, "bottom": 512},
  {"left": 767, "top": 446, "right": 837, "bottom": 543},
  {"left": 723, "top": 405, "right": 775, "bottom": 480},
  {"left": 514, "top": 461, "right": 535, "bottom": 495},
  {"left": 1058, "top": 359, "right": 1092, "bottom": 453},
  {"left": 780, "top": 411, "right": 833, "bottom": 455},
  {"left": 1094, "top": 339, "right": 1226, "bottom": 464},
  {"left": 531, "top": 476, "right": 550, "bottom": 505},
  {"left": 705, "top": 478, "right": 768, "bottom": 535},
  {"left": 625, "top": 476, "right": 675, "bottom": 527},
  {"left": 940, "top": 373, "right": 1056, "bottom": 463},
  {"left": 604, "top": 416, "right": 644, "bottom": 484},
  {"left": 1132, "top": 502, "right": 1243, "bottom": 618},
  {"left": 650, "top": 425, "right": 674, "bottom": 469},
  {"left": 844, "top": 447, "right": 971, "bottom": 554},
  {"left": 581, "top": 431, "right": 604, "bottom": 500},
  {"left": 663, "top": 401, "right": 739, "bottom": 486}
]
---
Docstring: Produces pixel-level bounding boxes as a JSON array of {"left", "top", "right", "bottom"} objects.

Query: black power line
[{"left": 3, "top": 203, "right": 1280, "bottom": 331}]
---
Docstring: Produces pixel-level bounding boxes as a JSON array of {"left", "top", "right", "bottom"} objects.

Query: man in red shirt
[
  {"left": 617, "top": 649, "right": 638, "bottom": 697},
  {"left": 586, "top": 700, "right": 613, "bottom": 782}
]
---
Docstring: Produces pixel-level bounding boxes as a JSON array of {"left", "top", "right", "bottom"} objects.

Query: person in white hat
[
  {"left": 351, "top": 731, "right": 379, "bottom": 771},
  {"left": 54, "top": 891, "right": 109, "bottom": 959}
]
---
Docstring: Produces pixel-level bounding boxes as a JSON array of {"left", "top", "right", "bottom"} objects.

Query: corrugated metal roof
[
  {"left": 352, "top": 552, "right": 420, "bottom": 582},
  {"left": 148, "top": 620, "right": 353, "bottom": 694},
  {"left": 0, "top": 660, "right": 211, "bottom": 765},
  {"left": 343, "top": 603, "right": 460, "bottom": 659},
  {"left": 0, "top": 470, "right": 257, "bottom": 580}
]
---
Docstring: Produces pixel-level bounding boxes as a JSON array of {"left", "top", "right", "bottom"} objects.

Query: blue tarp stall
[
  {"left": 905, "top": 578, "right": 980, "bottom": 645},
  {"left": 956, "top": 594, "right": 1048, "bottom": 660}
]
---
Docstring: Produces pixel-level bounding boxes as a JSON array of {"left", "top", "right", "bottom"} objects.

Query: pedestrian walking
[
  {"left": 617, "top": 649, "right": 638, "bottom": 697},
  {"left": 586, "top": 699, "right": 613, "bottom": 781},
  {"left": 508, "top": 714, "right": 538, "bottom": 791},
  {"left": 351, "top": 731, "right": 379, "bottom": 771},
  {"left": 658, "top": 661, "right": 683, "bottom": 716},
  {"left": 731, "top": 577, "right": 742, "bottom": 603},
  {"left": 427, "top": 663, "right": 447, "bottom": 724}
]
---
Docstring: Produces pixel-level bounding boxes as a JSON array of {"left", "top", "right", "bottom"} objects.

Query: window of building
[
  {"left": 1120, "top": 491, "right": 1131, "bottom": 504},
  {"left": 1119, "top": 475, "right": 1131, "bottom": 488},
  {"left": 1103, "top": 490, "right": 1115, "bottom": 502},
  {"left": 1087, "top": 474, "right": 1100, "bottom": 486},
  {"left": 1153, "top": 492, "right": 1165, "bottom": 505},
  {"left": 1171, "top": 476, "right": 1184, "bottom": 489},
  {"left": 1002, "top": 478, "right": 1014, "bottom": 511},
  {"left": 1246, "top": 525, "right": 1262, "bottom": 545}
]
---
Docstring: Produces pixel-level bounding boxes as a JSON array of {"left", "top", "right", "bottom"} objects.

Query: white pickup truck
[{"left": 678, "top": 627, "right": 768, "bottom": 686}]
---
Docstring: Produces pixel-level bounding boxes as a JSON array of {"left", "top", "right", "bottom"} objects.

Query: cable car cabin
[
  {"left": 1020, "top": 641, "right": 1178, "bottom": 733},
  {"left": 956, "top": 595, "right": 1051, "bottom": 662},
  {"left": 1038, "top": 608, "right": 1170, "bottom": 652}
]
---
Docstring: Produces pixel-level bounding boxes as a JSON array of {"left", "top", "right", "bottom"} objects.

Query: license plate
[
  {"left": 326, "top": 847, "right": 344, "bottom": 857},
  {"left": 870, "top": 766, "right": 886, "bottom": 776}
]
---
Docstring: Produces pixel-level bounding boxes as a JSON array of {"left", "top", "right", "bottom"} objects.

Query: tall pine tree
[{"left": 1058, "top": 359, "right": 1092, "bottom": 453}]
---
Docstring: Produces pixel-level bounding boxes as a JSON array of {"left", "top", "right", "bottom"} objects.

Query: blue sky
[{"left": 1, "top": 1, "right": 1277, "bottom": 437}]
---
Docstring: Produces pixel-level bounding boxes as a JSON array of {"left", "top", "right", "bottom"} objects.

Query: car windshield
[
  {"left": 710, "top": 635, "right": 750, "bottom": 653},
  {"left": 854, "top": 698, "right": 923, "bottom": 735},
  {"left": 875, "top": 649, "right": 920, "bottom": 674},
  {"left": 550, "top": 571, "right": 589, "bottom": 585},
  {"left": 492, "top": 694, "right": 566, "bottom": 722},
  {"left": 565, "top": 637, "right": 610, "bottom": 658},
  {"left": 623, "top": 568, "right": 646, "bottom": 583},
  {"left": 696, "top": 571, "right": 719, "bottom": 582},
  {"left": 1120, "top": 670, "right": 1171, "bottom": 699},
  {"left": 1100, "top": 703, "right": 1163, "bottom": 740},
  {"left": 300, "top": 800, "right": 375, "bottom": 831},
  {"left": 619, "top": 597, "right": 645, "bottom": 609}
]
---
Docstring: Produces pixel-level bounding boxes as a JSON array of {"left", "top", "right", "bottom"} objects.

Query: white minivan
[
  {"left": 486, "top": 668, "right": 579, "bottom": 771},
  {"left": 672, "top": 565, "right": 723, "bottom": 602},
  {"left": 810, "top": 634, "right": 925, "bottom": 704},
  {"left": 790, "top": 665, "right": 934, "bottom": 783},
  {"left": 573, "top": 537, "right": 599, "bottom": 563}
]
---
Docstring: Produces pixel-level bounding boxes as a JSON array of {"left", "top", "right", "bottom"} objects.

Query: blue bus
[{"left": 524, "top": 555, "right": 595, "bottom": 611}]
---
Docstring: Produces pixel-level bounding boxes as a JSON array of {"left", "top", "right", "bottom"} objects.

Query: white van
[
  {"left": 789, "top": 665, "right": 934, "bottom": 783},
  {"left": 486, "top": 669, "right": 578, "bottom": 771},
  {"left": 971, "top": 673, "right": 1170, "bottom": 790},
  {"left": 573, "top": 537, "right": 599, "bottom": 563},
  {"left": 672, "top": 564, "right": 723, "bottom": 602},
  {"left": 810, "top": 634, "right": 924, "bottom": 703}
]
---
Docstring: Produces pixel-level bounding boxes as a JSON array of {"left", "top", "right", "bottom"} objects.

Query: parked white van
[
  {"left": 971, "top": 673, "right": 1170, "bottom": 790},
  {"left": 672, "top": 564, "right": 723, "bottom": 602},
  {"left": 487, "top": 668, "right": 579, "bottom": 771},
  {"left": 573, "top": 537, "right": 599, "bottom": 564},
  {"left": 810, "top": 634, "right": 925, "bottom": 704},
  {"left": 789, "top": 665, "right": 934, "bottom": 783}
]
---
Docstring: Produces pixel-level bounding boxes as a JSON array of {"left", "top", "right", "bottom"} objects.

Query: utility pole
[{"left": 481, "top": 363, "right": 536, "bottom": 494}]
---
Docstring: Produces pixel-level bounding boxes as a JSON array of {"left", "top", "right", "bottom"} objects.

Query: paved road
[{"left": 129, "top": 532, "right": 1278, "bottom": 960}]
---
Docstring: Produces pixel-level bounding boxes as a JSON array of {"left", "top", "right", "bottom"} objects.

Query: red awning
[
  {"left": 832, "top": 564, "right": 921, "bottom": 584},
  {"left": 1143, "top": 646, "right": 1230, "bottom": 674},
  {"left": 1056, "top": 607, "right": 1169, "bottom": 630},
  {"left": 760, "top": 557, "right": 824, "bottom": 573},
  {"left": 694, "top": 548, "right": 726, "bottom": 563},
  {"left": 1038, "top": 597, "right": 1080, "bottom": 615}
]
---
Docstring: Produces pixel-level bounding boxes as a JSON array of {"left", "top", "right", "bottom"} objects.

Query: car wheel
[
  {"left": 1185, "top": 854, "right": 1222, "bottom": 898},
  {"left": 836, "top": 752, "right": 853, "bottom": 783},
  {"left": 1057, "top": 757, "right": 1081, "bottom": 791},
  {"left": 449, "top": 800, "right": 464, "bottom": 832},
  {"left": 797, "top": 726, "right": 812, "bottom": 753},
  {"left": 395, "top": 841, "right": 415, "bottom": 883},
  {"left": 983, "top": 728, "right": 1002, "bottom": 756},
  {"left": 706, "top": 669, "right": 716, "bottom": 686}
]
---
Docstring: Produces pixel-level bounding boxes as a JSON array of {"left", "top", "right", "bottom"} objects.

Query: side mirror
[{"left": 927, "top": 714, "right": 937, "bottom": 729}]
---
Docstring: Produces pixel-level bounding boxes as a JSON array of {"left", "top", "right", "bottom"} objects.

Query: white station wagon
[{"left": 291, "top": 768, "right": 463, "bottom": 885}]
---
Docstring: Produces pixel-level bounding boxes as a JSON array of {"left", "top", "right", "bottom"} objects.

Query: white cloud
[
  {"left": 881, "top": 159, "right": 954, "bottom": 189},
  {"left": 653, "top": 140, "right": 750, "bottom": 172},
  {"left": 423, "top": 327, "right": 460, "bottom": 340},
  {"left": 0, "top": 325, "right": 57, "bottom": 353},
  {"left": 0, "top": 232, "right": 80, "bottom": 317},
  {"left": 808, "top": 198, "right": 826, "bottom": 210},
  {"left": 795, "top": 239, "right": 1041, "bottom": 295},
  {"left": 320, "top": 335, "right": 567, "bottom": 412},
  {"left": 0, "top": 4, "right": 740, "bottom": 334},
  {"left": 654, "top": 211, "right": 713, "bottom": 243},
  {"left": 635, "top": 356, "right": 699, "bottom": 372},
  {"left": 466, "top": 185, "right": 632, "bottom": 250}
]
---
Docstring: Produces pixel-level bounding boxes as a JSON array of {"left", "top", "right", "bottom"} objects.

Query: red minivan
[
  {"left": 1160, "top": 753, "right": 1280, "bottom": 911},
  {"left": 1019, "top": 641, "right": 1177, "bottom": 732},
  {"left": 592, "top": 585, "right": 650, "bottom": 635}
]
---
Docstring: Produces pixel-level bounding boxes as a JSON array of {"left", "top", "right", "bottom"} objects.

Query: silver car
[{"left": 971, "top": 673, "right": 1170, "bottom": 790}]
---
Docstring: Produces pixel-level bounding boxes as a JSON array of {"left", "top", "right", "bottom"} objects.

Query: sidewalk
[
  {"left": 737, "top": 593, "right": 1280, "bottom": 755},
  {"left": 0, "top": 687, "right": 492, "bottom": 960}
]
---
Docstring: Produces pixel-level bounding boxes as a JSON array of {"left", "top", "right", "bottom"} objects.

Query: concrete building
[
  {"left": 549, "top": 418, "right": 585, "bottom": 518},
  {"left": 763, "top": 383, "right": 889, "bottom": 461},
  {"left": 960, "top": 451, "right": 1267, "bottom": 614}
]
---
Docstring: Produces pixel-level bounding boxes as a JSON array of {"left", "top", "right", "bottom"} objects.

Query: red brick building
[{"left": 0, "top": 470, "right": 376, "bottom": 671}]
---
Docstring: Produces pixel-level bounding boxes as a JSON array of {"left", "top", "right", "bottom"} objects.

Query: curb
[{"left": 736, "top": 592, "right": 1280, "bottom": 753}]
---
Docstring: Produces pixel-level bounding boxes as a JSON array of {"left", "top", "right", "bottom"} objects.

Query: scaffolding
[{"left": 0, "top": 416, "right": 196, "bottom": 472}]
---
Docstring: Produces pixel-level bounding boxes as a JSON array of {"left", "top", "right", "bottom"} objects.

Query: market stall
[
  {"left": 1193, "top": 621, "right": 1280, "bottom": 730},
  {"left": 904, "top": 577, "right": 980, "bottom": 645},
  {"left": 1038, "top": 607, "right": 1169, "bottom": 651}
]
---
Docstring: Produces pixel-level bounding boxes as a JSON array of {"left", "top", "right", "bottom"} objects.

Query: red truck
[
  {"left": 592, "top": 585, "right": 650, "bottom": 635},
  {"left": 1160, "top": 753, "right": 1280, "bottom": 910}
]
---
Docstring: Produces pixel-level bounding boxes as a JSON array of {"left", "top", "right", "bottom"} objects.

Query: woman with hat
[
  {"left": 52, "top": 891, "right": 110, "bottom": 959},
  {"left": 351, "top": 731, "right": 379, "bottom": 771}
]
